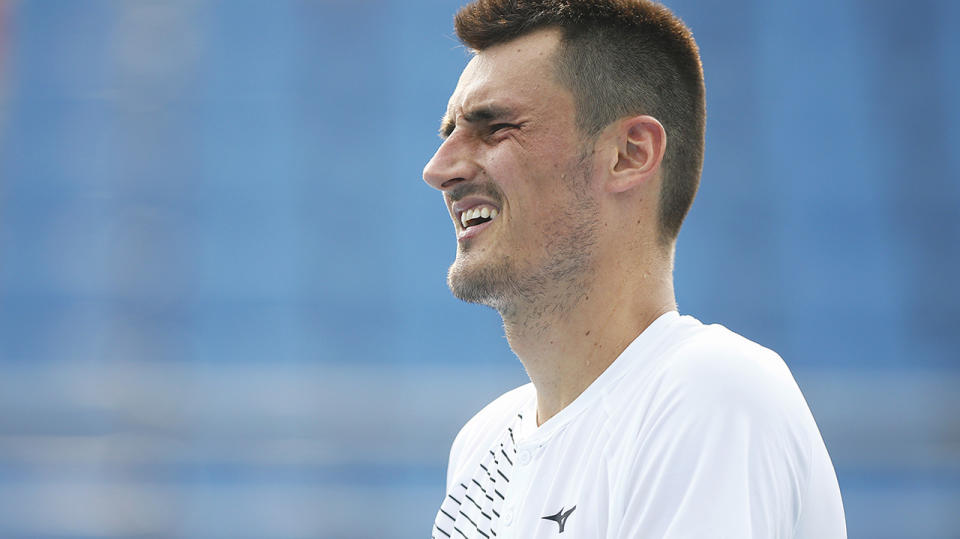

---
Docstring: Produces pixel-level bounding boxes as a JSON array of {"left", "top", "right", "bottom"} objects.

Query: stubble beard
[{"left": 447, "top": 167, "right": 600, "bottom": 334}]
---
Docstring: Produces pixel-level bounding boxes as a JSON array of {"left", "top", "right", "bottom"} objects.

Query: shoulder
[
  {"left": 455, "top": 383, "right": 533, "bottom": 440},
  {"left": 446, "top": 383, "right": 534, "bottom": 479},
  {"left": 659, "top": 321, "right": 804, "bottom": 412},
  {"left": 612, "top": 319, "right": 818, "bottom": 446},
  {"left": 611, "top": 324, "right": 840, "bottom": 536}
]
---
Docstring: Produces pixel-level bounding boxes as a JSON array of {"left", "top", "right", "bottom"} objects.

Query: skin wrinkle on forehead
[{"left": 441, "top": 34, "right": 563, "bottom": 141}]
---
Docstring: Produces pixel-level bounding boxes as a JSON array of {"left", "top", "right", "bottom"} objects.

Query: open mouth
[{"left": 459, "top": 205, "right": 499, "bottom": 229}]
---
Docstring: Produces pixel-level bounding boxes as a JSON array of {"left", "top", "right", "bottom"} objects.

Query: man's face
[{"left": 423, "top": 29, "right": 601, "bottom": 317}]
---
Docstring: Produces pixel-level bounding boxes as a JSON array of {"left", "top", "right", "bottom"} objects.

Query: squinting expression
[{"left": 422, "top": 29, "right": 601, "bottom": 318}]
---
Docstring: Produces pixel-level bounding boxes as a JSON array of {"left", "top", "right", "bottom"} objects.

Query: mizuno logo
[{"left": 542, "top": 506, "right": 576, "bottom": 533}]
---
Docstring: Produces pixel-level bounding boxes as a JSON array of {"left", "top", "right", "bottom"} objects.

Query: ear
[{"left": 607, "top": 115, "right": 667, "bottom": 194}]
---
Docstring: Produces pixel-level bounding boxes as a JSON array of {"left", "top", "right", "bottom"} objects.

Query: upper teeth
[{"left": 460, "top": 206, "right": 499, "bottom": 228}]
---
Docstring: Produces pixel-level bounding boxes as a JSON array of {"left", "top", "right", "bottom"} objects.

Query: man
[{"left": 423, "top": 1, "right": 846, "bottom": 537}]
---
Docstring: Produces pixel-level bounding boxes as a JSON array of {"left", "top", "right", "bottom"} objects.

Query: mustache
[{"left": 446, "top": 182, "right": 504, "bottom": 205}]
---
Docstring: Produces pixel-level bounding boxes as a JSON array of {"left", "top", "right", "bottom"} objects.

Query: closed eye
[{"left": 489, "top": 123, "right": 517, "bottom": 133}]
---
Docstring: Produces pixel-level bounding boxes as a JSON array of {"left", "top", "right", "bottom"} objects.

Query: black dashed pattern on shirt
[{"left": 433, "top": 413, "right": 522, "bottom": 539}]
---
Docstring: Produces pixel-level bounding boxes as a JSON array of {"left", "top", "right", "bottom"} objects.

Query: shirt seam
[{"left": 791, "top": 433, "right": 814, "bottom": 536}]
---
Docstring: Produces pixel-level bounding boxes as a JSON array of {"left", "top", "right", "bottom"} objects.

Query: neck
[{"left": 501, "top": 252, "right": 676, "bottom": 426}]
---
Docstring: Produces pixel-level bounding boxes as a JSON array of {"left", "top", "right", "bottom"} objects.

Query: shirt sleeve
[{"left": 615, "top": 341, "right": 820, "bottom": 538}]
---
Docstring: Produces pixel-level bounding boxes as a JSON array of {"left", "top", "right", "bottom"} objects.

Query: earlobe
[{"left": 607, "top": 116, "right": 666, "bottom": 194}]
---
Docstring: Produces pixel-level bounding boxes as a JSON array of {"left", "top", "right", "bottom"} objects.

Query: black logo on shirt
[{"left": 542, "top": 506, "right": 576, "bottom": 533}]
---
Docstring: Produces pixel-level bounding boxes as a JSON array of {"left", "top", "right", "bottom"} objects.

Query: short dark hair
[{"left": 454, "top": 0, "right": 706, "bottom": 244}]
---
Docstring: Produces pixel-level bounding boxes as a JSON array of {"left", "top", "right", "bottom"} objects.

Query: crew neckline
[{"left": 514, "top": 310, "right": 681, "bottom": 446}]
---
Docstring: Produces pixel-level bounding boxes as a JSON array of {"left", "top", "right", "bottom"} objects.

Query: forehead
[{"left": 446, "top": 28, "right": 567, "bottom": 119}]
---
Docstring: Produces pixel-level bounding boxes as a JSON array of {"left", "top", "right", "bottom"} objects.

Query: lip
[
  {"left": 451, "top": 196, "right": 501, "bottom": 222},
  {"left": 450, "top": 196, "right": 501, "bottom": 240},
  {"left": 457, "top": 216, "right": 496, "bottom": 241}
]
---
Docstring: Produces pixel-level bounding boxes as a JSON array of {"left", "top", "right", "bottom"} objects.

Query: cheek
[
  {"left": 482, "top": 138, "right": 588, "bottom": 224},
  {"left": 479, "top": 144, "right": 522, "bottom": 177}
]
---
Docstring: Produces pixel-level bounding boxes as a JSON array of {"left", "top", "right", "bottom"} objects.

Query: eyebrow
[{"left": 439, "top": 104, "right": 515, "bottom": 139}]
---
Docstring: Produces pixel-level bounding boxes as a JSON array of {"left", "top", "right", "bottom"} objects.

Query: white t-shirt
[{"left": 432, "top": 311, "right": 846, "bottom": 539}]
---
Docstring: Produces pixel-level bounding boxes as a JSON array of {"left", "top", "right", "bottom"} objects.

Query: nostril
[{"left": 440, "top": 177, "right": 466, "bottom": 189}]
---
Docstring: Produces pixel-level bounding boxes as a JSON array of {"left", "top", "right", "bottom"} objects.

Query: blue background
[{"left": 0, "top": 0, "right": 957, "bottom": 537}]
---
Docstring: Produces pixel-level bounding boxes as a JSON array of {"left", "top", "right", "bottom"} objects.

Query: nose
[{"left": 422, "top": 134, "right": 475, "bottom": 191}]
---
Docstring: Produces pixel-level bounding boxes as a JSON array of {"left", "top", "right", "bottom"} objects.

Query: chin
[{"left": 447, "top": 255, "right": 515, "bottom": 309}]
